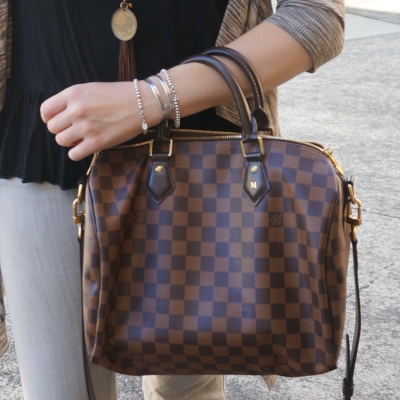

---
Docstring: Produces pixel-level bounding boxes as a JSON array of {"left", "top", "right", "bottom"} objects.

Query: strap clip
[
  {"left": 346, "top": 181, "right": 362, "bottom": 241},
  {"left": 73, "top": 182, "right": 85, "bottom": 240}
]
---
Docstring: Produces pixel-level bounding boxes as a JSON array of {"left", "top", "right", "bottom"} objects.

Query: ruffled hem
[{"left": 0, "top": 81, "right": 93, "bottom": 190}]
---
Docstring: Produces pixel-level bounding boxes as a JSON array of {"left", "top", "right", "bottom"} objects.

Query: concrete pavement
[
  {"left": 1, "top": 3, "right": 399, "bottom": 399},
  {"left": 269, "top": 16, "right": 400, "bottom": 400}
]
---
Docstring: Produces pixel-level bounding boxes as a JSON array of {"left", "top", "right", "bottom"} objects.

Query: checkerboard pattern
[{"left": 83, "top": 138, "right": 350, "bottom": 377}]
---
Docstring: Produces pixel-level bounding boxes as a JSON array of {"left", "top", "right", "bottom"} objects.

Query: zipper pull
[{"left": 86, "top": 152, "right": 99, "bottom": 176}]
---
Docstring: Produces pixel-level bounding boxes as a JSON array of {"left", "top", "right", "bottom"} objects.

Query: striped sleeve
[
  {"left": 0, "top": 0, "right": 11, "bottom": 112},
  {"left": 268, "top": 0, "right": 345, "bottom": 71},
  {"left": 215, "top": 0, "right": 344, "bottom": 134}
]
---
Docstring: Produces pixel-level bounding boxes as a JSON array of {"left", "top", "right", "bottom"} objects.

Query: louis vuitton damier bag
[{"left": 74, "top": 51, "right": 362, "bottom": 400}]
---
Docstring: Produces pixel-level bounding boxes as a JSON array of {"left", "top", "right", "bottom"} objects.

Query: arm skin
[{"left": 40, "top": 21, "right": 312, "bottom": 161}]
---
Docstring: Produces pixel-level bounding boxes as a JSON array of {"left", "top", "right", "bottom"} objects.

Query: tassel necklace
[{"left": 111, "top": 0, "right": 137, "bottom": 80}]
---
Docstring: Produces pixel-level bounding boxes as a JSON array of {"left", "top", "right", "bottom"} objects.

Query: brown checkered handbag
[{"left": 75, "top": 52, "right": 362, "bottom": 399}]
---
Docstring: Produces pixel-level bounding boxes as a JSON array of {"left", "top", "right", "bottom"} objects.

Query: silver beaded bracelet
[
  {"left": 133, "top": 79, "right": 148, "bottom": 134},
  {"left": 160, "top": 69, "right": 180, "bottom": 129}
]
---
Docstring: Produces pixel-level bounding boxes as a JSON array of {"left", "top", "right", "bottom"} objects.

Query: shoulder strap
[
  {"left": 76, "top": 176, "right": 97, "bottom": 400},
  {"left": 342, "top": 178, "right": 362, "bottom": 399},
  {"left": 342, "top": 236, "right": 361, "bottom": 399}
]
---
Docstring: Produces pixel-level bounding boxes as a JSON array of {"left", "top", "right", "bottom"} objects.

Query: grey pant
[
  {"left": 0, "top": 273, "right": 8, "bottom": 358},
  {"left": 0, "top": 178, "right": 225, "bottom": 400},
  {"left": 0, "top": 178, "right": 117, "bottom": 400}
]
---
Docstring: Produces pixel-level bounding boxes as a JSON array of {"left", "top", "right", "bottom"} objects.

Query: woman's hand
[
  {"left": 41, "top": 81, "right": 163, "bottom": 161},
  {"left": 41, "top": 22, "right": 313, "bottom": 162}
]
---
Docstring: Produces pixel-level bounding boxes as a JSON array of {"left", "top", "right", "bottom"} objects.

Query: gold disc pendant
[{"left": 111, "top": 1, "right": 137, "bottom": 41}]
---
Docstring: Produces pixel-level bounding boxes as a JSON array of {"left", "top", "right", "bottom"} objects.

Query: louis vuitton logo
[
  {"left": 131, "top": 353, "right": 145, "bottom": 362},
  {"left": 133, "top": 210, "right": 146, "bottom": 224},
  {"left": 274, "top": 354, "right": 288, "bottom": 365},
  {"left": 269, "top": 212, "right": 283, "bottom": 227},
  {"left": 250, "top": 182, "right": 257, "bottom": 189}
]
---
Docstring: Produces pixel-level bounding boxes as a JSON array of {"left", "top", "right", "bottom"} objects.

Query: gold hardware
[
  {"left": 241, "top": 137, "right": 265, "bottom": 158},
  {"left": 345, "top": 180, "right": 362, "bottom": 241},
  {"left": 324, "top": 148, "right": 344, "bottom": 176},
  {"left": 73, "top": 183, "right": 85, "bottom": 240},
  {"left": 251, "top": 165, "right": 258, "bottom": 173},
  {"left": 114, "top": 140, "right": 152, "bottom": 150},
  {"left": 347, "top": 198, "right": 362, "bottom": 225},
  {"left": 86, "top": 152, "right": 99, "bottom": 176},
  {"left": 113, "top": 130, "right": 327, "bottom": 156},
  {"left": 149, "top": 139, "right": 173, "bottom": 157},
  {"left": 77, "top": 183, "right": 84, "bottom": 203},
  {"left": 347, "top": 196, "right": 362, "bottom": 242},
  {"left": 347, "top": 183, "right": 357, "bottom": 204},
  {"left": 72, "top": 206, "right": 84, "bottom": 240},
  {"left": 155, "top": 165, "right": 163, "bottom": 173}
]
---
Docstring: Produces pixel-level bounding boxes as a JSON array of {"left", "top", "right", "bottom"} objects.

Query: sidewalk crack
[{"left": 362, "top": 209, "right": 400, "bottom": 219}]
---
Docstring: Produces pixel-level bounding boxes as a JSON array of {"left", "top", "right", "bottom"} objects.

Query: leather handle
[
  {"left": 202, "top": 47, "right": 264, "bottom": 109},
  {"left": 201, "top": 48, "right": 271, "bottom": 132},
  {"left": 181, "top": 55, "right": 257, "bottom": 140}
]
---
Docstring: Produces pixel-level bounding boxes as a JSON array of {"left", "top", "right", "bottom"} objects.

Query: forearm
[
  {"left": 41, "top": 3, "right": 344, "bottom": 161},
  {"left": 142, "top": 21, "right": 312, "bottom": 128}
]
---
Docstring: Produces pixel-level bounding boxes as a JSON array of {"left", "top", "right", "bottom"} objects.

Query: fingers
[
  {"left": 42, "top": 85, "right": 88, "bottom": 133},
  {"left": 54, "top": 123, "right": 85, "bottom": 148},
  {"left": 42, "top": 84, "right": 101, "bottom": 153},
  {"left": 66, "top": 119, "right": 136, "bottom": 161},
  {"left": 65, "top": 125, "right": 118, "bottom": 161},
  {"left": 46, "top": 111, "right": 72, "bottom": 134},
  {"left": 40, "top": 88, "right": 70, "bottom": 124},
  {"left": 39, "top": 81, "right": 150, "bottom": 161},
  {"left": 67, "top": 137, "right": 97, "bottom": 161}
]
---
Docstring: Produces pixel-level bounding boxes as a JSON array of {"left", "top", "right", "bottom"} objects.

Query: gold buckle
[
  {"left": 240, "top": 136, "right": 264, "bottom": 158},
  {"left": 346, "top": 183, "right": 362, "bottom": 241},
  {"left": 149, "top": 139, "right": 173, "bottom": 157}
]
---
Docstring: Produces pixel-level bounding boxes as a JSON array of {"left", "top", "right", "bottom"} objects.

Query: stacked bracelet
[
  {"left": 140, "top": 70, "right": 180, "bottom": 129},
  {"left": 133, "top": 79, "right": 148, "bottom": 134},
  {"left": 145, "top": 78, "right": 170, "bottom": 120},
  {"left": 161, "top": 69, "right": 180, "bottom": 129},
  {"left": 155, "top": 74, "right": 175, "bottom": 119}
]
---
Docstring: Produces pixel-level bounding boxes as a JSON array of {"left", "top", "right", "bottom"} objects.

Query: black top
[{"left": 0, "top": 0, "right": 236, "bottom": 189}]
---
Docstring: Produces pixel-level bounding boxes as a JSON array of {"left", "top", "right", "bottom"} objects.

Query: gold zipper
[
  {"left": 323, "top": 148, "right": 345, "bottom": 176},
  {"left": 99, "top": 129, "right": 344, "bottom": 176},
  {"left": 115, "top": 140, "right": 153, "bottom": 150},
  {"left": 112, "top": 130, "right": 324, "bottom": 148}
]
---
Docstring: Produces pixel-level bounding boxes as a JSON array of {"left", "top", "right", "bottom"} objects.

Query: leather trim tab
[
  {"left": 243, "top": 161, "right": 270, "bottom": 205},
  {"left": 145, "top": 159, "right": 175, "bottom": 204}
]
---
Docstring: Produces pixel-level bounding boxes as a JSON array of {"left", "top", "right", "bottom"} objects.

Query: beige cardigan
[
  {"left": 0, "top": 0, "right": 344, "bottom": 389},
  {"left": 0, "top": 0, "right": 11, "bottom": 111}
]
